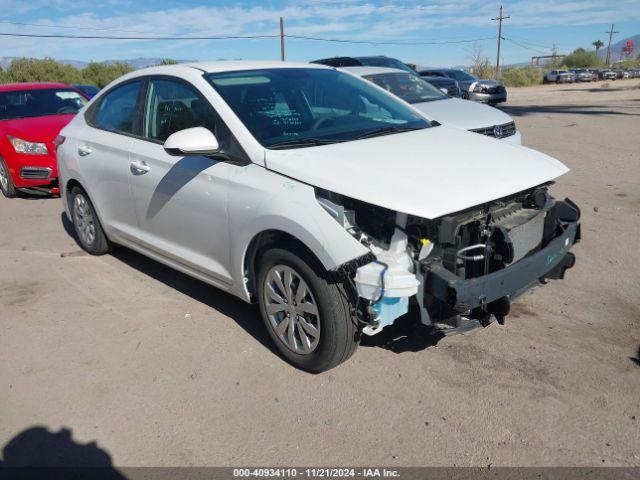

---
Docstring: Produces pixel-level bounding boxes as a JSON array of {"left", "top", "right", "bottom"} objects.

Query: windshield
[
  {"left": 76, "top": 85, "right": 100, "bottom": 96},
  {"left": 365, "top": 72, "right": 446, "bottom": 104},
  {"left": 0, "top": 88, "right": 87, "bottom": 121},
  {"left": 445, "top": 70, "right": 476, "bottom": 82},
  {"left": 205, "top": 68, "right": 430, "bottom": 149},
  {"left": 356, "top": 57, "right": 417, "bottom": 75}
]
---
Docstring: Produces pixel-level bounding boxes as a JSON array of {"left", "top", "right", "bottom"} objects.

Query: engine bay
[{"left": 317, "top": 184, "right": 580, "bottom": 335}]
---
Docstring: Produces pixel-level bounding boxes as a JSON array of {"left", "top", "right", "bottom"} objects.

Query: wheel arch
[{"left": 241, "top": 229, "right": 328, "bottom": 303}]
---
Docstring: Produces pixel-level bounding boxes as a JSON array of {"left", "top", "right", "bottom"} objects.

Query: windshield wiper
[
  {"left": 353, "top": 125, "right": 424, "bottom": 140},
  {"left": 268, "top": 137, "right": 340, "bottom": 150}
]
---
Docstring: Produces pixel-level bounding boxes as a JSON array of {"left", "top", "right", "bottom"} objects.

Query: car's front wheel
[
  {"left": 0, "top": 157, "right": 18, "bottom": 198},
  {"left": 257, "top": 246, "right": 359, "bottom": 373},
  {"left": 70, "top": 186, "right": 111, "bottom": 255}
]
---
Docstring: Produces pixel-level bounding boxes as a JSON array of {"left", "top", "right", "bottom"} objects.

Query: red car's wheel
[{"left": 0, "top": 156, "right": 18, "bottom": 198}]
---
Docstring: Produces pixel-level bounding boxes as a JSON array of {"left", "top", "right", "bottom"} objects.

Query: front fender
[{"left": 226, "top": 165, "right": 370, "bottom": 300}]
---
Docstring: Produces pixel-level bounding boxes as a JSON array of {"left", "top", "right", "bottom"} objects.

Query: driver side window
[{"left": 143, "top": 79, "right": 217, "bottom": 143}]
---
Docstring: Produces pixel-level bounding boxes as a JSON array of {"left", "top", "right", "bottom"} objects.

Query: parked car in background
[
  {"left": 311, "top": 55, "right": 419, "bottom": 75},
  {"left": 543, "top": 70, "right": 574, "bottom": 83},
  {"left": 599, "top": 70, "right": 617, "bottom": 80},
  {"left": 571, "top": 69, "right": 593, "bottom": 82},
  {"left": 0, "top": 82, "right": 88, "bottom": 197},
  {"left": 418, "top": 68, "right": 507, "bottom": 104},
  {"left": 342, "top": 67, "right": 520, "bottom": 144},
  {"left": 417, "top": 72, "right": 462, "bottom": 97},
  {"left": 73, "top": 84, "right": 100, "bottom": 99},
  {"left": 57, "top": 61, "right": 579, "bottom": 372}
]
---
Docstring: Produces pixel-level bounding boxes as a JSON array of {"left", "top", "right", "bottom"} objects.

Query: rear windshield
[
  {"left": 364, "top": 72, "right": 446, "bottom": 104},
  {"left": 356, "top": 57, "right": 417, "bottom": 75},
  {"left": 445, "top": 70, "right": 476, "bottom": 82},
  {"left": 0, "top": 88, "right": 87, "bottom": 121}
]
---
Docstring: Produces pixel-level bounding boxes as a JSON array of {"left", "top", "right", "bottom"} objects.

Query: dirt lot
[{"left": 1, "top": 79, "right": 639, "bottom": 468}]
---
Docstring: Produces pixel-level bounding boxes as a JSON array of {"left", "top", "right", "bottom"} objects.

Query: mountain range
[{"left": 597, "top": 34, "right": 639, "bottom": 62}]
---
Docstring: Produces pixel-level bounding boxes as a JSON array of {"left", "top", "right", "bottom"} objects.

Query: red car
[{"left": 0, "top": 82, "right": 88, "bottom": 197}]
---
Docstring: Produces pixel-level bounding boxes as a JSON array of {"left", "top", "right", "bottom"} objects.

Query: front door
[{"left": 127, "top": 77, "right": 235, "bottom": 285}]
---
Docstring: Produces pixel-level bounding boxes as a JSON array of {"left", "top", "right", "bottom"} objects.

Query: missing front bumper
[{"left": 424, "top": 220, "right": 579, "bottom": 314}]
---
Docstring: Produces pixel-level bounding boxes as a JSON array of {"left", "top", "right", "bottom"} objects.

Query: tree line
[{"left": 0, "top": 58, "right": 178, "bottom": 88}]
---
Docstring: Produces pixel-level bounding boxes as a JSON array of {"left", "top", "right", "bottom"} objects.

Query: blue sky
[{"left": 1, "top": 0, "right": 639, "bottom": 66}]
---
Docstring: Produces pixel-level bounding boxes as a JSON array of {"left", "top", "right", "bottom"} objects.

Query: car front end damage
[{"left": 319, "top": 185, "right": 580, "bottom": 336}]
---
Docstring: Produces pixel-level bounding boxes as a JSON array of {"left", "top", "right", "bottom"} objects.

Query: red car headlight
[{"left": 8, "top": 135, "right": 49, "bottom": 155}]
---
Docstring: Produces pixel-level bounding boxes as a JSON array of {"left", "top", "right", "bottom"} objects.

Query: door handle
[
  {"left": 78, "top": 145, "right": 92, "bottom": 156},
  {"left": 130, "top": 160, "right": 151, "bottom": 174}
]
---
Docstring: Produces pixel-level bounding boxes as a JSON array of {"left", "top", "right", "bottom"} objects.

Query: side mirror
[{"left": 164, "top": 127, "right": 219, "bottom": 156}]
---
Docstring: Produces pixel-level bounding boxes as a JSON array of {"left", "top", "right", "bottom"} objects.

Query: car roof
[
  {"left": 339, "top": 66, "right": 406, "bottom": 76},
  {"left": 0, "top": 82, "right": 71, "bottom": 92},
  {"left": 115, "top": 61, "right": 333, "bottom": 82}
]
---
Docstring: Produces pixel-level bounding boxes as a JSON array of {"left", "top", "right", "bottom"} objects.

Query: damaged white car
[{"left": 57, "top": 62, "right": 580, "bottom": 372}]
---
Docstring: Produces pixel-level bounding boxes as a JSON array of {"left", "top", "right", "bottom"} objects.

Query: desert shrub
[
  {"left": 80, "top": 62, "right": 134, "bottom": 88},
  {"left": 502, "top": 66, "right": 543, "bottom": 87},
  {"left": 563, "top": 48, "right": 601, "bottom": 68}
]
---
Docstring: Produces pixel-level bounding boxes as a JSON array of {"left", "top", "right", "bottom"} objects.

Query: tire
[
  {"left": 257, "top": 246, "right": 358, "bottom": 373},
  {"left": 69, "top": 186, "right": 111, "bottom": 255},
  {"left": 0, "top": 156, "right": 18, "bottom": 198}
]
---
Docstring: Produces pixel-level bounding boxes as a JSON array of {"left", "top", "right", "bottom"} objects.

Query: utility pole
[
  {"left": 279, "top": 17, "right": 285, "bottom": 61},
  {"left": 491, "top": 5, "right": 510, "bottom": 78},
  {"left": 605, "top": 24, "right": 618, "bottom": 66}
]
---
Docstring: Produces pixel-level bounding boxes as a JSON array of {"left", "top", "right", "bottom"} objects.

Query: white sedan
[
  {"left": 57, "top": 61, "right": 579, "bottom": 372},
  {"left": 341, "top": 66, "right": 522, "bottom": 145}
]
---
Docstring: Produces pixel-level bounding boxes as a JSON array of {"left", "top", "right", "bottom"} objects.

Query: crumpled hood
[
  {"left": 0, "top": 114, "right": 75, "bottom": 142},
  {"left": 412, "top": 98, "right": 513, "bottom": 130},
  {"left": 265, "top": 125, "right": 568, "bottom": 219}
]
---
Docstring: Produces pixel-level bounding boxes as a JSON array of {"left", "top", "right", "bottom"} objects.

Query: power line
[
  {"left": 0, "top": 32, "right": 280, "bottom": 40},
  {"left": 504, "top": 38, "right": 549, "bottom": 55},
  {"left": 507, "top": 36, "right": 554, "bottom": 50},
  {"left": 0, "top": 20, "right": 156, "bottom": 34},
  {"left": 0, "top": 30, "right": 497, "bottom": 46},
  {"left": 284, "top": 34, "right": 495, "bottom": 45}
]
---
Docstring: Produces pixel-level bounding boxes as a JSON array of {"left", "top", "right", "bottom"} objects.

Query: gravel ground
[{"left": 0, "top": 79, "right": 638, "bottom": 468}]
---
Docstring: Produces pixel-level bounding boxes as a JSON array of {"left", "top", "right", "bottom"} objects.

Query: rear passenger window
[
  {"left": 95, "top": 81, "right": 141, "bottom": 134},
  {"left": 143, "top": 79, "right": 216, "bottom": 143}
]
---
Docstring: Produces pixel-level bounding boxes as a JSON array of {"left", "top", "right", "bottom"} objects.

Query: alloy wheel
[
  {"left": 263, "top": 265, "right": 321, "bottom": 355},
  {"left": 0, "top": 161, "right": 8, "bottom": 192},
  {"left": 73, "top": 193, "right": 96, "bottom": 246}
]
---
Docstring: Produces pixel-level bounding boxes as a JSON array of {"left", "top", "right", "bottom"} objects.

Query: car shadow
[
  {"left": 630, "top": 346, "right": 640, "bottom": 367},
  {"left": 60, "top": 211, "right": 277, "bottom": 356},
  {"left": 60, "top": 215, "right": 444, "bottom": 359},
  {"left": 144, "top": 156, "right": 220, "bottom": 220},
  {"left": 110, "top": 246, "right": 278, "bottom": 356},
  {"left": 12, "top": 190, "right": 60, "bottom": 201},
  {"left": 360, "top": 312, "right": 445, "bottom": 353},
  {"left": 60, "top": 212, "right": 83, "bottom": 250},
  {"left": 503, "top": 104, "right": 639, "bottom": 118},
  {"left": 0, "top": 425, "right": 126, "bottom": 478}
]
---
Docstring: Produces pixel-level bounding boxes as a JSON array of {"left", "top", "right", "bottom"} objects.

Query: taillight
[{"left": 53, "top": 135, "right": 66, "bottom": 153}]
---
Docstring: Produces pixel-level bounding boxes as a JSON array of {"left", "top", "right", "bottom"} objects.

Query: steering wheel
[
  {"left": 311, "top": 116, "right": 334, "bottom": 131},
  {"left": 56, "top": 106, "right": 77, "bottom": 114}
]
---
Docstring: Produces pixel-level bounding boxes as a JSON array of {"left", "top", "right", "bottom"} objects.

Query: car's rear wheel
[
  {"left": 0, "top": 157, "right": 18, "bottom": 198},
  {"left": 257, "top": 246, "right": 358, "bottom": 373},
  {"left": 70, "top": 186, "right": 111, "bottom": 255}
]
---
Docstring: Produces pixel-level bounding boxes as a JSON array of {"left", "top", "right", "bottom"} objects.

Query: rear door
[
  {"left": 126, "top": 76, "right": 235, "bottom": 285},
  {"left": 79, "top": 80, "right": 144, "bottom": 237}
]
